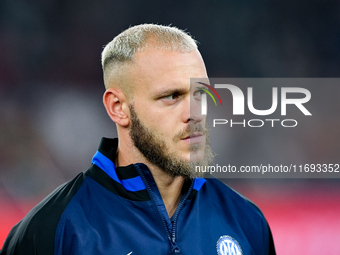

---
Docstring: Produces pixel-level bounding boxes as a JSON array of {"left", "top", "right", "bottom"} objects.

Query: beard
[{"left": 129, "top": 104, "right": 214, "bottom": 179}]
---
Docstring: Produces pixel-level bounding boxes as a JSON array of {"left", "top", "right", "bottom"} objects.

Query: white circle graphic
[{"left": 217, "top": 235, "right": 243, "bottom": 255}]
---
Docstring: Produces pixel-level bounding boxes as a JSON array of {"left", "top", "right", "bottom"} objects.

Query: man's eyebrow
[
  {"left": 155, "top": 88, "right": 188, "bottom": 97},
  {"left": 196, "top": 85, "right": 206, "bottom": 90}
]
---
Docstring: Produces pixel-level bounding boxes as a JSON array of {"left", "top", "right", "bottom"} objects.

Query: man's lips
[{"left": 182, "top": 132, "right": 204, "bottom": 142}]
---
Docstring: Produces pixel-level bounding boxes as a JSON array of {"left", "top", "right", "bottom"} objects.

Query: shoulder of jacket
[{"left": 0, "top": 172, "right": 87, "bottom": 255}]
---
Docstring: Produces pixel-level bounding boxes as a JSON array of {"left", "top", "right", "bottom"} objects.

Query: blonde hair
[
  {"left": 101, "top": 24, "right": 198, "bottom": 70},
  {"left": 101, "top": 24, "right": 198, "bottom": 96}
]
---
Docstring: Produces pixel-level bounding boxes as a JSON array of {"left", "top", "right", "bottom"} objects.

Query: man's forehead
[
  {"left": 133, "top": 48, "right": 204, "bottom": 70},
  {"left": 126, "top": 48, "right": 207, "bottom": 95},
  {"left": 149, "top": 79, "right": 191, "bottom": 95}
]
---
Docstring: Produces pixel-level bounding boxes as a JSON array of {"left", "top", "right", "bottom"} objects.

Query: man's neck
[
  {"left": 116, "top": 143, "right": 185, "bottom": 218},
  {"left": 149, "top": 167, "right": 185, "bottom": 218}
]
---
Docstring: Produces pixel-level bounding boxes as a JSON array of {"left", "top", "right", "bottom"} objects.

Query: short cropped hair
[
  {"left": 101, "top": 24, "right": 198, "bottom": 95},
  {"left": 101, "top": 24, "right": 197, "bottom": 70}
]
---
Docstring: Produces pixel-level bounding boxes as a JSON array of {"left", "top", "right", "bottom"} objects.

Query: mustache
[{"left": 174, "top": 123, "right": 208, "bottom": 141}]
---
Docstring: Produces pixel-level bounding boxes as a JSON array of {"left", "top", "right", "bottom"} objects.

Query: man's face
[{"left": 127, "top": 48, "right": 213, "bottom": 178}]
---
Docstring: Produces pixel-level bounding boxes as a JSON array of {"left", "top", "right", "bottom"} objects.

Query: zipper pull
[{"left": 169, "top": 237, "right": 181, "bottom": 253}]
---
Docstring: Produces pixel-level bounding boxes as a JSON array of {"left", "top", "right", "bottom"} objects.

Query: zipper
[
  {"left": 135, "top": 164, "right": 194, "bottom": 254},
  {"left": 169, "top": 182, "right": 193, "bottom": 254}
]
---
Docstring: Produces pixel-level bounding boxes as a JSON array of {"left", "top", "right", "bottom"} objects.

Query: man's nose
[{"left": 184, "top": 95, "right": 204, "bottom": 124}]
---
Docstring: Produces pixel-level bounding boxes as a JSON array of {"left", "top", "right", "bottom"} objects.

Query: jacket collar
[{"left": 85, "top": 137, "right": 206, "bottom": 201}]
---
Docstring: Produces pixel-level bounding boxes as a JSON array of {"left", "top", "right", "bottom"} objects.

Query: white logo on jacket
[{"left": 217, "top": 235, "right": 242, "bottom": 255}]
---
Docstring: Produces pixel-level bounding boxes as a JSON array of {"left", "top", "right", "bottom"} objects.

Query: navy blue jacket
[{"left": 1, "top": 138, "right": 276, "bottom": 255}]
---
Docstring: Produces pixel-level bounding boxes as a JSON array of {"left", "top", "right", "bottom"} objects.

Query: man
[{"left": 1, "top": 24, "right": 276, "bottom": 255}]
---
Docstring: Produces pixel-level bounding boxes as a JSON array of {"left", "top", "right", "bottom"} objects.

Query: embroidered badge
[{"left": 216, "top": 235, "right": 243, "bottom": 255}]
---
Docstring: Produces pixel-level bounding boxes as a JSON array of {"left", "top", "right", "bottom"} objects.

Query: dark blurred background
[{"left": 1, "top": 0, "right": 340, "bottom": 253}]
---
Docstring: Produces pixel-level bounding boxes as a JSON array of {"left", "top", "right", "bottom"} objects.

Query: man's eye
[
  {"left": 163, "top": 93, "right": 179, "bottom": 100},
  {"left": 194, "top": 89, "right": 206, "bottom": 98}
]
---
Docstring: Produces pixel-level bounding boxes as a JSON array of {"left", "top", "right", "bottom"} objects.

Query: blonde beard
[{"left": 129, "top": 104, "right": 214, "bottom": 179}]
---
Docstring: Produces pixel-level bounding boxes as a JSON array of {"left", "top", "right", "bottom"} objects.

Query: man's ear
[{"left": 103, "top": 88, "right": 130, "bottom": 127}]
